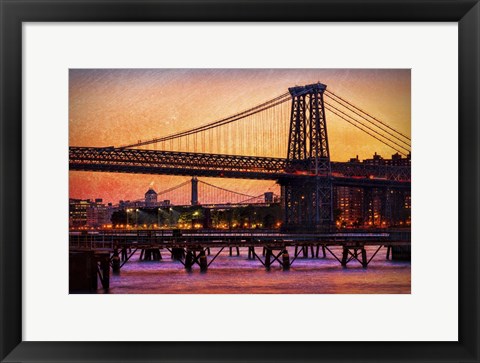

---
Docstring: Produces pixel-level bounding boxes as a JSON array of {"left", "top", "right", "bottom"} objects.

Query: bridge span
[{"left": 69, "top": 147, "right": 410, "bottom": 188}]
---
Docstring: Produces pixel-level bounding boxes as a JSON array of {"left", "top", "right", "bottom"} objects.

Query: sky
[{"left": 69, "top": 69, "right": 411, "bottom": 204}]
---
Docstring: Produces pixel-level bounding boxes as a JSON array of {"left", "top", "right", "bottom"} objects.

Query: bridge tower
[
  {"left": 280, "top": 82, "right": 333, "bottom": 231},
  {"left": 191, "top": 177, "right": 199, "bottom": 206}
]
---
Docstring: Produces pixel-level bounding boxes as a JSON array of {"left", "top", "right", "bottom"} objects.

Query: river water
[{"left": 101, "top": 246, "right": 410, "bottom": 294}]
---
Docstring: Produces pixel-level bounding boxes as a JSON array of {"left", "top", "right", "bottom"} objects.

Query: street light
[
  {"left": 169, "top": 207, "right": 174, "bottom": 227},
  {"left": 126, "top": 208, "right": 132, "bottom": 228},
  {"left": 192, "top": 210, "right": 200, "bottom": 229}
]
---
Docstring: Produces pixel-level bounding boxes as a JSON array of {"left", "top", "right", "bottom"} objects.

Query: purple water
[{"left": 101, "top": 246, "right": 410, "bottom": 294}]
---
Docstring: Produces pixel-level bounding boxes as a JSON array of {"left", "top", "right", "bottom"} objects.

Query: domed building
[{"left": 145, "top": 187, "right": 158, "bottom": 207}]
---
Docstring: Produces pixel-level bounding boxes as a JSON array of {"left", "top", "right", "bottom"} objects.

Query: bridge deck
[{"left": 69, "top": 147, "right": 411, "bottom": 185}]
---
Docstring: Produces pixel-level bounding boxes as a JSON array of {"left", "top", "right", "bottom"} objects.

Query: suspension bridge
[
  {"left": 70, "top": 82, "right": 411, "bottom": 231},
  {"left": 123, "top": 177, "right": 279, "bottom": 207}
]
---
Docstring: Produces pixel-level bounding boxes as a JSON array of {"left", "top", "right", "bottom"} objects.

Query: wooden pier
[{"left": 69, "top": 229, "right": 410, "bottom": 291}]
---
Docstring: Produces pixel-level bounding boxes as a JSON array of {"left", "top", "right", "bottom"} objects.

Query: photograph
[{"left": 68, "top": 68, "right": 411, "bottom": 294}]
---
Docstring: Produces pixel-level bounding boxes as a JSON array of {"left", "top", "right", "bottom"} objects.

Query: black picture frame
[{"left": 1, "top": 1, "right": 479, "bottom": 362}]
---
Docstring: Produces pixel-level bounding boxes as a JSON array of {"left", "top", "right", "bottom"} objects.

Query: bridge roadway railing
[{"left": 69, "top": 228, "right": 411, "bottom": 250}]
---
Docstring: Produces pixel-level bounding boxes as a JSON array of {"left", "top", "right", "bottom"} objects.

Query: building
[
  {"left": 334, "top": 187, "right": 364, "bottom": 227},
  {"left": 119, "top": 200, "right": 144, "bottom": 209},
  {"left": 159, "top": 199, "right": 171, "bottom": 207},
  {"left": 384, "top": 152, "right": 411, "bottom": 166},
  {"left": 70, "top": 198, "right": 116, "bottom": 228},
  {"left": 69, "top": 199, "right": 91, "bottom": 227},
  {"left": 86, "top": 199, "right": 114, "bottom": 228},
  {"left": 363, "top": 152, "right": 384, "bottom": 166},
  {"left": 361, "top": 152, "right": 411, "bottom": 166},
  {"left": 264, "top": 192, "right": 274, "bottom": 203},
  {"left": 145, "top": 188, "right": 158, "bottom": 207}
]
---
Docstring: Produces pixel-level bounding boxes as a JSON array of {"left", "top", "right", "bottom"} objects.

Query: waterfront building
[
  {"left": 145, "top": 188, "right": 158, "bottom": 207},
  {"left": 334, "top": 186, "right": 364, "bottom": 227},
  {"left": 69, "top": 199, "right": 91, "bottom": 227},
  {"left": 86, "top": 200, "right": 114, "bottom": 228}
]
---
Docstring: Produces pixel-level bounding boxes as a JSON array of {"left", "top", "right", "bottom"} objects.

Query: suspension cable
[
  {"left": 325, "top": 105, "right": 407, "bottom": 156},
  {"left": 325, "top": 92, "right": 410, "bottom": 148},
  {"left": 119, "top": 92, "right": 290, "bottom": 149},
  {"left": 325, "top": 89, "right": 411, "bottom": 142},
  {"left": 325, "top": 101, "right": 410, "bottom": 154},
  {"left": 156, "top": 180, "right": 191, "bottom": 196},
  {"left": 198, "top": 180, "right": 257, "bottom": 199}
]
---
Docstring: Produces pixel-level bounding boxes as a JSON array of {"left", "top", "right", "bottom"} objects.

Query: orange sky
[{"left": 69, "top": 69, "right": 410, "bottom": 204}]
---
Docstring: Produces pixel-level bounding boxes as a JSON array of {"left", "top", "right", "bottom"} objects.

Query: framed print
[{"left": 1, "top": 0, "right": 479, "bottom": 362}]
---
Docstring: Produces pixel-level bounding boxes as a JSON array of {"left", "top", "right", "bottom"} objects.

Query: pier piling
[
  {"left": 391, "top": 245, "right": 411, "bottom": 261},
  {"left": 112, "top": 249, "right": 120, "bottom": 273},
  {"left": 185, "top": 250, "right": 193, "bottom": 270},
  {"left": 172, "top": 247, "right": 185, "bottom": 261},
  {"left": 265, "top": 248, "right": 272, "bottom": 270},
  {"left": 199, "top": 250, "right": 208, "bottom": 272},
  {"left": 99, "top": 256, "right": 110, "bottom": 289},
  {"left": 361, "top": 248, "right": 368, "bottom": 268},
  {"left": 248, "top": 246, "right": 254, "bottom": 259},
  {"left": 282, "top": 249, "right": 290, "bottom": 271},
  {"left": 341, "top": 246, "right": 349, "bottom": 267}
]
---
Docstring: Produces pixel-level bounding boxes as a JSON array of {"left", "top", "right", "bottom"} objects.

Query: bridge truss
[{"left": 69, "top": 147, "right": 410, "bottom": 185}]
